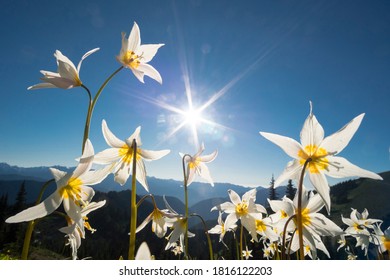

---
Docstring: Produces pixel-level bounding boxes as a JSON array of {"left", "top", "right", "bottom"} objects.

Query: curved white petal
[
  {"left": 6, "top": 191, "right": 62, "bottom": 223},
  {"left": 81, "top": 200, "right": 106, "bottom": 216},
  {"left": 306, "top": 193, "right": 325, "bottom": 213},
  {"left": 199, "top": 150, "right": 218, "bottom": 163},
  {"left": 211, "top": 201, "right": 235, "bottom": 213},
  {"left": 308, "top": 172, "right": 331, "bottom": 213},
  {"left": 137, "top": 63, "right": 162, "bottom": 84},
  {"left": 125, "top": 126, "right": 142, "bottom": 147},
  {"left": 197, "top": 162, "right": 214, "bottom": 186},
  {"left": 40, "top": 76, "right": 77, "bottom": 89},
  {"left": 79, "top": 164, "right": 113, "bottom": 186},
  {"left": 325, "top": 156, "right": 383, "bottom": 180},
  {"left": 114, "top": 162, "right": 131, "bottom": 186},
  {"left": 135, "top": 242, "right": 152, "bottom": 260},
  {"left": 130, "top": 68, "right": 145, "bottom": 83},
  {"left": 260, "top": 132, "right": 302, "bottom": 159},
  {"left": 309, "top": 213, "right": 344, "bottom": 236},
  {"left": 274, "top": 160, "right": 302, "bottom": 187},
  {"left": 139, "top": 148, "right": 170, "bottom": 161},
  {"left": 300, "top": 103, "right": 324, "bottom": 148},
  {"left": 242, "top": 188, "right": 257, "bottom": 202},
  {"left": 127, "top": 22, "right": 141, "bottom": 52},
  {"left": 79, "top": 186, "right": 95, "bottom": 202},
  {"left": 186, "top": 165, "right": 196, "bottom": 186},
  {"left": 49, "top": 167, "right": 67, "bottom": 183},
  {"left": 320, "top": 113, "right": 364, "bottom": 155},
  {"left": 228, "top": 189, "right": 241, "bottom": 205},
  {"left": 94, "top": 148, "right": 122, "bottom": 164},
  {"left": 27, "top": 82, "right": 58, "bottom": 90},
  {"left": 136, "top": 213, "right": 153, "bottom": 234},
  {"left": 135, "top": 159, "right": 149, "bottom": 192},
  {"left": 72, "top": 139, "right": 94, "bottom": 179},
  {"left": 138, "top": 44, "right": 164, "bottom": 63},
  {"left": 102, "top": 120, "right": 125, "bottom": 148},
  {"left": 77, "top": 47, "right": 100, "bottom": 73}
]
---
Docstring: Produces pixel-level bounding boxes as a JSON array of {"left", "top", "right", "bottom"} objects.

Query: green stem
[
  {"left": 81, "top": 84, "right": 92, "bottom": 154},
  {"left": 240, "top": 224, "right": 244, "bottom": 260},
  {"left": 21, "top": 179, "right": 55, "bottom": 260},
  {"left": 281, "top": 214, "right": 296, "bottom": 260},
  {"left": 81, "top": 66, "right": 123, "bottom": 152},
  {"left": 190, "top": 213, "right": 214, "bottom": 260},
  {"left": 296, "top": 158, "right": 312, "bottom": 260},
  {"left": 182, "top": 154, "right": 191, "bottom": 259},
  {"left": 128, "top": 139, "right": 137, "bottom": 260}
]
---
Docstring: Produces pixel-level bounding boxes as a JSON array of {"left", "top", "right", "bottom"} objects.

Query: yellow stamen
[
  {"left": 188, "top": 157, "right": 201, "bottom": 169},
  {"left": 298, "top": 145, "right": 329, "bottom": 173},
  {"left": 59, "top": 177, "right": 83, "bottom": 201},
  {"left": 122, "top": 51, "right": 141, "bottom": 69},
  {"left": 119, "top": 144, "right": 141, "bottom": 164},
  {"left": 235, "top": 201, "right": 249, "bottom": 216},
  {"left": 256, "top": 220, "right": 267, "bottom": 233}
]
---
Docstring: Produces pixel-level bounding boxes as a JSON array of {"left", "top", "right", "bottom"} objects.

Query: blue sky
[{"left": 0, "top": 0, "right": 389, "bottom": 187}]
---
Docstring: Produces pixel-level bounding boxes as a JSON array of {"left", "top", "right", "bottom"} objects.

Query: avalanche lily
[
  {"left": 208, "top": 211, "right": 237, "bottom": 244},
  {"left": 181, "top": 143, "right": 218, "bottom": 187},
  {"left": 28, "top": 48, "right": 99, "bottom": 90},
  {"left": 59, "top": 200, "right": 106, "bottom": 260},
  {"left": 6, "top": 140, "right": 110, "bottom": 236},
  {"left": 260, "top": 101, "right": 382, "bottom": 212},
  {"left": 94, "top": 120, "right": 170, "bottom": 191},
  {"left": 136, "top": 206, "right": 177, "bottom": 238},
  {"left": 117, "top": 22, "right": 164, "bottom": 84},
  {"left": 211, "top": 189, "right": 267, "bottom": 233}
]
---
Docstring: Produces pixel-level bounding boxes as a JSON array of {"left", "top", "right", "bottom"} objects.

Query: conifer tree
[
  {"left": 268, "top": 174, "right": 277, "bottom": 201},
  {"left": 286, "top": 179, "right": 296, "bottom": 200}
]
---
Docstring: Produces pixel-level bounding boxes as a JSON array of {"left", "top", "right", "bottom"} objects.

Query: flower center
[
  {"left": 119, "top": 144, "right": 141, "bottom": 164},
  {"left": 235, "top": 201, "right": 249, "bottom": 216},
  {"left": 59, "top": 177, "right": 83, "bottom": 201},
  {"left": 301, "top": 208, "right": 311, "bottom": 226},
  {"left": 298, "top": 145, "right": 329, "bottom": 173},
  {"left": 122, "top": 51, "right": 141, "bottom": 69},
  {"left": 256, "top": 219, "right": 267, "bottom": 233},
  {"left": 188, "top": 157, "right": 201, "bottom": 169}
]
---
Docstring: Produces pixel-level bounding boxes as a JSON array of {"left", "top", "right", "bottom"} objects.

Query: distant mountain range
[
  {"left": 1, "top": 162, "right": 389, "bottom": 224},
  {"left": 0, "top": 162, "right": 280, "bottom": 210}
]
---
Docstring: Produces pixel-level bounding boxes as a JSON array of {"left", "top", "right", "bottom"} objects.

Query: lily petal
[
  {"left": 320, "top": 113, "right": 364, "bottom": 155},
  {"left": 260, "top": 132, "right": 302, "bottom": 160},
  {"left": 77, "top": 48, "right": 100, "bottom": 73},
  {"left": 139, "top": 148, "right": 170, "bottom": 161},
  {"left": 308, "top": 172, "right": 331, "bottom": 213},
  {"left": 325, "top": 156, "right": 383, "bottom": 180},
  {"left": 138, "top": 44, "right": 165, "bottom": 63},
  {"left": 300, "top": 102, "right": 324, "bottom": 148},
  {"left": 137, "top": 63, "right": 163, "bottom": 84},
  {"left": 102, "top": 120, "right": 125, "bottom": 148},
  {"left": 6, "top": 191, "right": 63, "bottom": 223}
]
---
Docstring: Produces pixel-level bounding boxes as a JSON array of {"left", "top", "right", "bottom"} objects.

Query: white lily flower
[
  {"left": 260, "top": 101, "right": 382, "bottom": 212},
  {"left": 6, "top": 140, "right": 110, "bottom": 236},
  {"left": 242, "top": 246, "right": 253, "bottom": 260},
  {"left": 371, "top": 224, "right": 390, "bottom": 253},
  {"left": 211, "top": 188, "right": 267, "bottom": 234},
  {"left": 28, "top": 48, "right": 99, "bottom": 90},
  {"left": 59, "top": 200, "right": 106, "bottom": 260},
  {"left": 180, "top": 143, "right": 218, "bottom": 187},
  {"left": 117, "top": 22, "right": 164, "bottom": 84},
  {"left": 341, "top": 208, "right": 382, "bottom": 236},
  {"left": 94, "top": 120, "right": 170, "bottom": 191},
  {"left": 208, "top": 211, "right": 237, "bottom": 244},
  {"left": 136, "top": 207, "right": 177, "bottom": 238}
]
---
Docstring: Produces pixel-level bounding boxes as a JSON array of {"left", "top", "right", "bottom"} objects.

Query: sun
[{"left": 183, "top": 108, "right": 202, "bottom": 126}]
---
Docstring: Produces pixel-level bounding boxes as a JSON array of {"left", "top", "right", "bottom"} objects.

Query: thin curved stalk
[
  {"left": 128, "top": 139, "right": 137, "bottom": 260},
  {"left": 296, "top": 158, "right": 312, "bottom": 260},
  {"left": 190, "top": 213, "right": 214, "bottom": 260},
  {"left": 21, "top": 179, "right": 55, "bottom": 260},
  {"left": 181, "top": 154, "right": 191, "bottom": 259}
]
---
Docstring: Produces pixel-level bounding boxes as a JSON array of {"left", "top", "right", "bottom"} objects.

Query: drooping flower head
[
  {"left": 94, "top": 120, "right": 170, "bottom": 191},
  {"left": 180, "top": 143, "right": 218, "bottom": 187},
  {"left": 117, "top": 22, "right": 164, "bottom": 84},
  {"left": 260, "top": 101, "right": 382, "bottom": 212},
  {"left": 6, "top": 140, "right": 110, "bottom": 236},
  {"left": 28, "top": 48, "right": 99, "bottom": 90}
]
